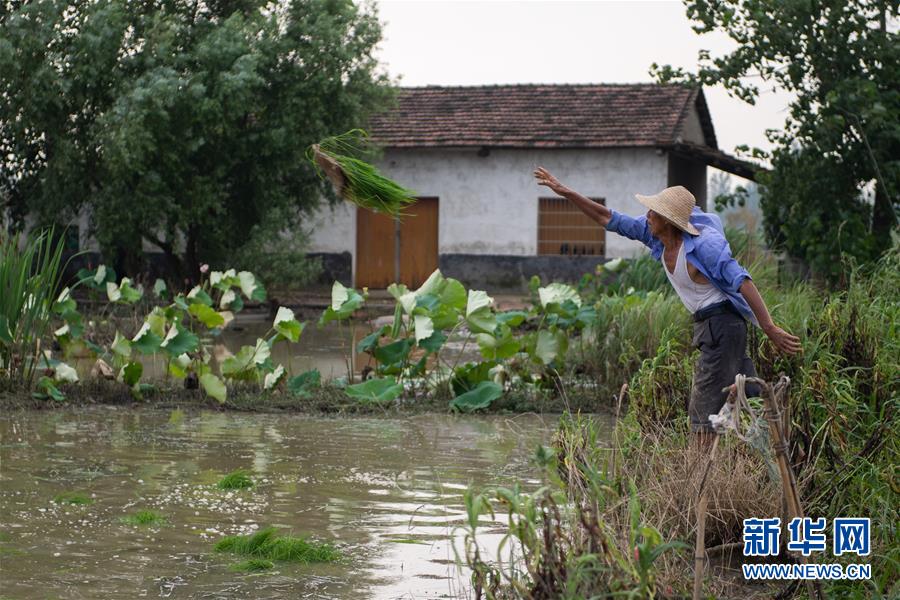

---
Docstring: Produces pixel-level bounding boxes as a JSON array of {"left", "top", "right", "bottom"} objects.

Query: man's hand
[
  {"left": 534, "top": 167, "right": 568, "bottom": 196},
  {"left": 763, "top": 324, "right": 802, "bottom": 355}
]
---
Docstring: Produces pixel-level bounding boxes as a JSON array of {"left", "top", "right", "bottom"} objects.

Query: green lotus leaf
[
  {"left": 466, "top": 307, "right": 497, "bottom": 335},
  {"left": 187, "top": 285, "right": 213, "bottom": 306},
  {"left": 200, "top": 373, "right": 227, "bottom": 403},
  {"left": 153, "top": 278, "right": 168, "bottom": 299},
  {"left": 273, "top": 306, "right": 303, "bottom": 343},
  {"left": 345, "top": 377, "right": 403, "bottom": 404},
  {"left": 418, "top": 330, "right": 446, "bottom": 353},
  {"left": 466, "top": 290, "right": 493, "bottom": 316},
  {"left": 357, "top": 326, "right": 389, "bottom": 354},
  {"left": 450, "top": 381, "right": 503, "bottom": 412},
  {"left": 287, "top": 369, "right": 321, "bottom": 398},
  {"left": 238, "top": 271, "right": 266, "bottom": 301},
  {"left": 496, "top": 310, "right": 528, "bottom": 327},
  {"left": 538, "top": 283, "right": 582, "bottom": 309},
  {"left": 263, "top": 364, "right": 286, "bottom": 390},
  {"left": 534, "top": 329, "right": 568, "bottom": 365},
  {"left": 106, "top": 281, "right": 121, "bottom": 303},
  {"left": 119, "top": 362, "right": 143, "bottom": 386},
  {"left": 53, "top": 361, "right": 79, "bottom": 383},
  {"left": 476, "top": 324, "right": 520, "bottom": 360},
  {"left": 414, "top": 269, "right": 444, "bottom": 297},
  {"left": 189, "top": 303, "right": 225, "bottom": 329},
  {"left": 373, "top": 338, "right": 412, "bottom": 366},
  {"left": 414, "top": 314, "right": 434, "bottom": 344},
  {"left": 160, "top": 325, "right": 200, "bottom": 357},
  {"left": 440, "top": 278, "right": 467, "bottom": 311},
  {"left": 132, "top": 324, "right": 162, "bottom": 355},
  {"left": 111, "top": 331, "right": 132, "bottom": 357}
]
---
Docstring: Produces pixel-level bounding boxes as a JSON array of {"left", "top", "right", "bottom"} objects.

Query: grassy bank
[{"left": 462, "top": 245, "right": 898, "bottom": 598}]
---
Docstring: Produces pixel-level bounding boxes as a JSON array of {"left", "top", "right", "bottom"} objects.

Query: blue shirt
[{"left": 605, "top": 207, "right": 758, "bottom": 327}]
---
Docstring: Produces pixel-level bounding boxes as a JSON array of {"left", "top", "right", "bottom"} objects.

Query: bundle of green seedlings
[
  {"left": 308, "top": 129, "right": 416, "bottom": 217},
  {"left": 214, "top": 527, "right": 340, "bottom": 564}
]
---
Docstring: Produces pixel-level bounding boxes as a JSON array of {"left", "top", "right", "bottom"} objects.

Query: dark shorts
[{"left": 689, "top": 311, "right": 759, "bottom": 433}]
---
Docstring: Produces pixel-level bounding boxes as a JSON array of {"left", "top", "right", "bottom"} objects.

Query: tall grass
[
  {"left": 462, "top": 414, "right": 779, "bottom": 598},
  {"left": 0, "top": 229, "right": 70, "bottom": 385}
]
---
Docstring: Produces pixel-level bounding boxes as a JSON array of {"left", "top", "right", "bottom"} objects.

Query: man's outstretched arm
[
  {"left": 739, "top": 279, "right": 802, "bottom": 354},
  {"left": 534, "top": 167, "right": 611, "bottom": 225}
]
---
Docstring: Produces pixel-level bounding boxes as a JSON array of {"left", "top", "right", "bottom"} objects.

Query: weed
[
  {"left": 53, "top": 491, "right": 92, "bottom": 505},
  {"left": 214, "top": 527, "right": 340, "bottom": 563},
  {"left": 229, "top": 558, "right": 275, "bottom": 572},
  {"left": 217, "top": 470, "right": 253, "bottom": 490},
  {"left": 121, "top": 510, "right": 166, "bottom": 526}
]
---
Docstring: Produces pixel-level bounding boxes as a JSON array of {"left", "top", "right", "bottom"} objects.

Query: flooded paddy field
[{"left": 0, "top": 408, "right": 607, "bottom": 599}]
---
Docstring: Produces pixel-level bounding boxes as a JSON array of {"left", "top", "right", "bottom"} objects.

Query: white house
[{"left": 307, "top": 84, "right": 759, "bottom": 290}]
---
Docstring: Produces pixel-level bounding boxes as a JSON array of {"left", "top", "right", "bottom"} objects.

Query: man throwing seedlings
[{"left": 534, "top": 167, "right": 801, "bottom": 438}]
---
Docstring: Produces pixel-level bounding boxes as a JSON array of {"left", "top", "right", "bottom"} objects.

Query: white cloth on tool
[{"left": 709, "top": 374, "right": 779, "bottom": 482}]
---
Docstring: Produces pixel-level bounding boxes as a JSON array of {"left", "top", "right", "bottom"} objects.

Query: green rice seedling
[
  {"left": 217, "top": 469, "right": 254, "bottom": 490},
  {"left": 214, "top": 527, "right": 340, "bottom": 563},
  {"left": 229, "top": 558, "right": 274, "bottom": 572},
  {"left": 121, "top": 510, "right": 166, "bottom": 526},
  {"left": 309, "top": 129, "right": 416, "bottom": 217},
  {"left": 53, "top": 491, "right": 92, "bottom": 505}
]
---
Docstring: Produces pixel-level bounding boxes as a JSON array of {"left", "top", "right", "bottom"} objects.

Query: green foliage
[
  {"left": 344, "top": 377, "right": 403, "bottom": 404},
  {"left": 229, "top": 558, "right": 274, "bottom": 572},
  {"left": 217, "top": 469, "right": 254, "bottom": 490},
  {"left": 461, "top": 416, "right": 687, "bottom": 598},
  {"left": 0, "top": 0, "right": 394, "bottom": 278},
  {"left": 0, "top": 229, "right": 70, "bottom": 385},
  {"left": 287, "top": 369, "right": 321, "bottom": 398},
  {"left": 53, "top": 492, "right": 92, "bottom": 505},
  {"left": 450, "top": 381, "right": 503, "bottom": 412},
  {"left": 214, "top": 527, "right": 340, "bottom": 563},
  {"left": 200, "top": 373, "right": 227, "bottom": 403},
  {"left": 121, "top": 510, "right": 166, "bottom": 526},
  {"left": 228, "top": 207, "right": 323, "bottom": 291},
  {"left": 653, "top": 0, "right": 899, "bottom": 282}
]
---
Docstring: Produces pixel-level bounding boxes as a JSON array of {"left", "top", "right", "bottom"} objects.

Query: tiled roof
[{"left": 368, "top": 84, "right": 717, "bottom": 150}]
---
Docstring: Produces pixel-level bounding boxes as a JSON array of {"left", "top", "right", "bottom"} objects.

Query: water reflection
[{"left": 0, "top": 408, "right": 613, "bottom": 598}]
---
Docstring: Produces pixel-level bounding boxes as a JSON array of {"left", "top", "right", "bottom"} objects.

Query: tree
[
  {"left": 652, "top": 0, "right": 898, "bottom": 282},
  {"left": 1, "top": 0, "right": 393, "bottom": 280}
]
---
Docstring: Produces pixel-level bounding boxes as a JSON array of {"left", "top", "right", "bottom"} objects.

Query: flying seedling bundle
[{"left": 309, "top": 129, "right": 416, "bottom": 217}]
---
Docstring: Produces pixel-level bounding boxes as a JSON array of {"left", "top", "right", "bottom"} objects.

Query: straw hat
[{"left": 635, "top": 186, "right": 699, "bottom": 236}]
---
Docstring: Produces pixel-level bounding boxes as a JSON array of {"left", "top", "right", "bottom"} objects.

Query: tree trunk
[{"left": 870, "top": 185, "right": 896, "bottom": 254}]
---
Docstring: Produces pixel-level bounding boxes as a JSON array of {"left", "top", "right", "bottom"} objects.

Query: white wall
[
  {"left": 306, "top": 146, "right": 668, "bottom": 263},
  {"left": 306, "top": 200, "right": 356, "bottom": 253},
  {"left": 679, "top": 104, "right": 707, "bottom": 145}
]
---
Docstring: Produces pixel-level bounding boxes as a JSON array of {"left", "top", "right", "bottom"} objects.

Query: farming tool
[{"left": 693, "top": 374, "right": 824, "bottom": 600}]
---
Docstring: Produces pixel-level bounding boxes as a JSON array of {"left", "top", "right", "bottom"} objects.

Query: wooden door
[
  {"left": 399, "top": 197, "right": 439, "bottom": 288},
  {"left": 356, "top": 206, "right": 396, "bottom": 289},
  {"left": 356, "top": 198, "right": 439, "bottom": 289}
]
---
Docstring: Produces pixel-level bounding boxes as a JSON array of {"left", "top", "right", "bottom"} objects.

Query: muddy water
[{"left": 0, "top": 408, "right": 609, "bottom": 599}]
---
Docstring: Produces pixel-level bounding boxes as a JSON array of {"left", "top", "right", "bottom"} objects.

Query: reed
[{"left": 0, "top": 228, "right": 71, "bottom": 385}]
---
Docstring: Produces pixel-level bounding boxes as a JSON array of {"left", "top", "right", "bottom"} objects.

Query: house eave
[{"left": 661, "top": 141, "right": 766, "bottom": 181}]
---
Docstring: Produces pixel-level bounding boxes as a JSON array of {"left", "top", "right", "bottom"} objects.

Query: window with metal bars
[{"left": 537, "top": 197, "right": 605, "bottom": 256}]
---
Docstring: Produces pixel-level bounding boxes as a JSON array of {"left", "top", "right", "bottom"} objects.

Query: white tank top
[{"left": 663, "top": 241, "right": 728, "bottom": 314}]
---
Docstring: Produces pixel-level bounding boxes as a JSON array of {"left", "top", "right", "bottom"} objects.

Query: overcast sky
[{"left": 372, "top": 0, "right": 795, "bottom": 161}]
